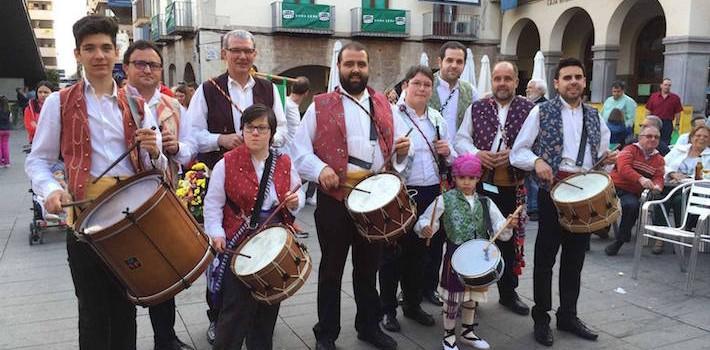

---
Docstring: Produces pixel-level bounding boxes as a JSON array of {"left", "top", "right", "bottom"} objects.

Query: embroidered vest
[
  {"left": 198, "top": 72, "right": 275, "bottom": 169},
  {"left": 155, "top": 93, "right": 182, "bottom": 187},
  {"left": 312, "top": 87, "right": 394, "bottom": 201},
  {"left": 222, "top": 145, "right": 293, "bottom": 242},
  {"left": 429, "top": 75, "right": 474, "bottom": 130},
  {"left": 441, "top": 190, "right": 492, "bottom": 245},
  {"left": 59, "top": 82, "right": 144, "bottom": 200},
  {"left": 532, "top": 97, "right": 601, "bottom": 187}
]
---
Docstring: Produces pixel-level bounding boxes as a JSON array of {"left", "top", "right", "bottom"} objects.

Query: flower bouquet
[{"left": 176, "top": 162, "right": 209, "bottom": 223}]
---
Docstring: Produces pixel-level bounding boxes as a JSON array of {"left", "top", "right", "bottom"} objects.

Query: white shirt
[
  {"left": 188, "top": 75, "right": 288, "bottom": 152},
  {"left": 143, "top": 87, "right": 196, "bottom": 166},
  {"left": 394, "top": 103, "right": 456, "bottom": 186},
  {"left": 203, "top": 155, "right": 304, "bottom": 239},
  {"left": 413, "top": 192, "right": 512, "bottom": 241},
  {"left": 284, "top": 96, "right": 301, "bottom": 149},
  {"left": 436, "top": 77, "right": 461, "bottom": 145},
  {"left": 455, "top": 101, "right": 511, "bottom": 155},
  {"left": 291, "top": 89, "right": 410, "bottom": 183},
  {"left": 510, "top": 98, "right": 611, "bottom": 173},
  {"left": 25, "top": 79, "right": 167, "bottom": 200}
]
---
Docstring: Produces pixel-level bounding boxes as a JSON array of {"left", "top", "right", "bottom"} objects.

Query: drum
[
  {"left": 551, "top": 171, "right": 621, "bottom": 233},
  {"left": 75, "top": 171, "right": 214, "bottom": 306},
  {"left": 482, "top": 165, "right": 520, "bottom": 187},
  {"left": 232, "top": 225, "right": 311, "bottom": 305},
  {"left": 451, "top": 239, "right": 505, "bottom": 291},
  {"left": 345, "top": 172, "right": 417, "bottom": 243}
]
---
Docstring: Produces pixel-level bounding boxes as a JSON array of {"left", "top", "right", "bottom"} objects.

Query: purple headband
[{"left": 452, "top": 153, "right": 482, "bottom": 178}]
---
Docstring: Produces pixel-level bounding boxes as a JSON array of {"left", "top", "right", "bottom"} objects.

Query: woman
[
  {"left": 173, "top": 84, "right": 192, "bottom": 109},
  {"left": 0, "top": 96, "right": 12, "bottom": 167},
  {"left": 675, "top": 115, "right": 707, "bottom": 146},
  {"left": 607, "top": 108, "right": 628, "bottom": 145},
  {"left": 23, "top": 81, "right": 54, "bottom": 143},
  {"left": 203, "top": 103, "right": 303, "bottom": 349}
]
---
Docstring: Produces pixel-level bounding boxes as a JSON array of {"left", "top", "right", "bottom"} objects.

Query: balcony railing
[
  {"left": 34, "top": 28, "right": 54, "bottom": 39},
  {"left": 134, "top": 24, "right": 151, "bottom": 42},
  {"left": 271, "top": 1, "right": 334, "bottom": 34},
  {"left": 351, "top": 7, "right": 409, "bottom": 38},
  {"left": 133, "top": 0, "right": 152, "bottom": 24},
  {"left": 150, "top": 14, "right": 172, "bottom": 42},
  {"left": 422, "top": 12, "right": 479, "bottom": 41},
  {"left": 166, "top": 0, "right": 194, "bottom": 36}
]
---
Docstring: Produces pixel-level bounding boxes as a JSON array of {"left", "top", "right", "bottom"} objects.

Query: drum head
[
  {"left": 234, "top": 226, "right": 288, "bottom": 276},
  {"left": 346, "top": 173, "right": 401, "bottom": 213},
  {"left": 451, "top": 239, "right": 501, "bottom": 278},
  {"left": 78, "top": 174, "right": 162, "bottom": 234},
  {"left": 552, "top": 172, "right": 609, "bottom": 203}
]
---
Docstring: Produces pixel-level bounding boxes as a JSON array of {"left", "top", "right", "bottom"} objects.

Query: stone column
[
  {"left": 542, "top": 51, "right": 561, "bottom": 99},
  {"left": 591, "top": 45, "right": 619, "bottom": 103},
  {"left": 663, "top": 36, "right": 710, "bottom": 116}
]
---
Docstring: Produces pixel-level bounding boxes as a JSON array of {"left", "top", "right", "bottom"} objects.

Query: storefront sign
[
  {"left": 547, "top": 0, "right": 575, "bottom": 5},
  {"left": 419, "top": 0, "right": 480, "bottom": 4},
  {"left": 361, "top": 8, "right": 407, "bottom": 33},
  {"left": 281, "top": 3, "right": 332, "bottom": 30}
]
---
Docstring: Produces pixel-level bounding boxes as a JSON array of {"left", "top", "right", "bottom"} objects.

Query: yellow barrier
[{"left": 590, "top": 102, "right": 694, "bottom": 135}]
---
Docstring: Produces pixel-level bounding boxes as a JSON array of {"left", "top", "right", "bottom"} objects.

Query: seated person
[
  {"left": 607, "top": 108, "right": 628, "bottom": 145},
  {"left": 624, "top": 115, "right": 670, "bottom": 155},
  {"left": 605, "top": 125, "right": 664, "bottom": 256},
  {"left": 675, "top": 115, "right": 707, "bottom": 146}
]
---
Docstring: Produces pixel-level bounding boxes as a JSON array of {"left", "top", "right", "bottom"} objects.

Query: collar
[
  {"left": 437, "top": 76, "right": 459, "bottom": 91},
  {"left": 339, "top": 87, "right": 370, "bottom": 105},
  {"left": 559, "top": 96, "right": 582, "bottom": 112},
  {"left": 633, "top": 142, "right": 659, "bottom": 157},
  {"left": 127, "top": 84, "right": 161, "bottom": 107},
  {"left": 495, "top": 99, "right": 512, "bottom": 110},
  {"left": 228, "top": 75, "right": 256, "bottom": 91},
  {"left": 83, "top": 77, "right": 118, "bottom": 99}
]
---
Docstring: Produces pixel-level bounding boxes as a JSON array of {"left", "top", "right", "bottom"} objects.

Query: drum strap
[
  {"left": 479, "top": 197, "right": 494, "bottom": 240},
  {"left": 575, "top": 119, "right": 588, "bottom": 167}
]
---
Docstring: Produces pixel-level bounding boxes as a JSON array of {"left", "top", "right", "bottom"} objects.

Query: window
[{"left": 362, "top": 0, "right": 388, "bottom": 9}]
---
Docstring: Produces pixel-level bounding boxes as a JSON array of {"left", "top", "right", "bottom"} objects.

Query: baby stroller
[{"left": 29, "top": 163, "right": 69, "bottom": 245}]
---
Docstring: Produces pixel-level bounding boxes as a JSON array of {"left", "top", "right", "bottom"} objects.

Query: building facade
[
  {"left": 500, "top": 0, "right": 710, "bottom": 115},
  {"left": 28, "top": 0, "right": 57, "bottom": 70}
]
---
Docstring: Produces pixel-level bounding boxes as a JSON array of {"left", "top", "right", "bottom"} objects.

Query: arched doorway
[
  {"left": 634, "top": 17, "right": 665, "bottom": 103},
  {"left": 183, "top": 63, "right": 196, "bottom": 84},
  {"left": 278, "top": 65, "right": 329, "bottom": 114},
  {"left": 168, "top": 64, "right": 176, "bottom": 87},
  {"left": 559, "top": 9, "right": 594, "bottom": 100},
  {"left": 514, "top": 20, "right": 540, "bottom": 96}
]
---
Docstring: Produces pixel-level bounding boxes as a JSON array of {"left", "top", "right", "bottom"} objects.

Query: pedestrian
[
  {"left": 646, "top": 78, "right": 683, "bottom": 146},
  {"left": 24, "top": 81, "right": 54, "bottom": 144},
  {"left": 0, "top": 96, "right": 12, "bottom": 167},
  {"left": 601, "top": 81, "right": 637, "bottom": 135}
]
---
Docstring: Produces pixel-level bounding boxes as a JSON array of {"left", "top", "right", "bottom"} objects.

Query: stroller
[{"left": 29, "top": 163, "right": 69, "bottom": 245}]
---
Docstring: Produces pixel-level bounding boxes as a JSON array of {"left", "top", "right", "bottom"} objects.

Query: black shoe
[
  {"left": 605, "top": 241, "right": 623, "bottom": 256},
  {"left": 423, "top": 291, "right": 444, "bottom": 306},
  {"left": 528, "top": 211, "right": 539, "bottom": 221},
  {"left": 534, "top": 323, "right": 554, "bottom": 346},
  {"left": 557, "top": 317, "right": 599, "bottom": 341},
  {"left": 499, "top": 296, "right": 530, "bottom": 316},
  {"left": 316, "top": 339, "right": 336, "bottom": 350},
  {"left": 402, "top": 306, "right": 435, "bottom": 326},
  {"left": 206, "top": 321, "right": 216, "bottom": 345},
  {"left": 154, "top": 337, "right": 195, "bottom": 350},
  {"left": 357, "top": 328, "right": 398, "bottom": 350},
  {"left": 381, "top": 313, "right": 401, "bottom": 332},
  {"left": 397, "top": 291, "right": 404, "bottom": 305}
]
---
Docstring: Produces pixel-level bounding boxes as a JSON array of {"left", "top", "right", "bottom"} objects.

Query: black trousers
[
  {"left": 206, "top": 287, "right": 219, "bottom": 322},
  {"left": 477, "top": 184, "right": 519, "bottom": 301},
  {"left": 213, "top": 269, "right": 280, "bottom": 349},
  {"left": 149, "top": 298, "right": 177, "bottom": 347},
  {"left": 66, "top": 232, "right": 136, "bottom": 350},
  {"left": 531, "top": 189, "right": 590, "bottom": 325},
  {"left": 379, "top": 184, "right": 439, "bottom": 316},
  {"left": 616, "top": 189, "right": 641, "bottom": 243},
  {"left": 313, "top": 191, "right": 382, "bottom": 341}
]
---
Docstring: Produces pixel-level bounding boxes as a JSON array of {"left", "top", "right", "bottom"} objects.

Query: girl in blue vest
[{"left": 415, "top": 153, "right": 518, "bottom": 350}]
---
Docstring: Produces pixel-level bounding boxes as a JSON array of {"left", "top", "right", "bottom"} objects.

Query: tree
[{"left": 45, "top": 69, "right": 60, "bottom": 86}]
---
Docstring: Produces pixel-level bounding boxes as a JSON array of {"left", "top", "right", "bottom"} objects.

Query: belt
[{"left": 348, "top": 155, "right": 372, "bottom": 170}]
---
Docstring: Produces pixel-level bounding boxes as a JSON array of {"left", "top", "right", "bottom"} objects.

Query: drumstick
[
  {"left": 61, "top": 198, "right": 94, "bottom": 208},
  {"left": 93, "top": 126, "right": 157, "bottom": 184},
  {"left": 340, "top": 184, "right": 371, "bottom": 194},
  {"left": 587, "top": 144, "right": 621, "bottom": 173},
  {"left": 377, "top": 128, "right": 414, "bottom": 173},
  {"left": 558, "top": 179, "right": 584, "bottom": 190},
  {"left": 257, "top": 182, "right": 304, "bottom": 231},
  {"left": 484, "top": 205, "right": 524, "bottom": 251},
  {"left": 223, "top": 248, "right": 252, "bottom": 259},
  {"left": 426, "top": 196, "right": 439, "bottom": 247}
]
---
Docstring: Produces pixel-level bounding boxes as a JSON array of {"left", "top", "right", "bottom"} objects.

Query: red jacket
[{"left": 610, "top": 144, "right": 665, "bottom": 195}]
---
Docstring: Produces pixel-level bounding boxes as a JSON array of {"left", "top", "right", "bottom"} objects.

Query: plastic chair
[{"left": 632, "top": 180, "right": 710, "bottom": 295}]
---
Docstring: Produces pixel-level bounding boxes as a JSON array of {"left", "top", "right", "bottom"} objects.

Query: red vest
[
  {"left": 222, "top": 145, "right": 293, "bottom": 242},
  {"left": 313, "top": 87, "right": 393, "bottom": 201},
  {"left": 59, "top": 82, "right": 144, "bottom": 200}
]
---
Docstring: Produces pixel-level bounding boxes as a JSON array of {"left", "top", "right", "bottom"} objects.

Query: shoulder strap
[
  {"left": 479, "top": 196, "right": 493, "bottom": 238},
  {"left": 249, "top": 150, "right": 275, "bottom": 228}
]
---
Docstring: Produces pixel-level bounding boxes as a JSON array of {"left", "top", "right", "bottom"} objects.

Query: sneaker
[
  {"left": 460, "top": 325, "right": 490, "bottom": 349},
  {"left": 306, "top": 196, "right": 317, "bottom": 206}
]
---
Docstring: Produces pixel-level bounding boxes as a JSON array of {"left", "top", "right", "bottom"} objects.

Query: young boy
[{"left": 415, "top": 154, "right": 517, "bottom": 350}]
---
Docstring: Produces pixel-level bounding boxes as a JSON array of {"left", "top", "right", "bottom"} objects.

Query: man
[
  {"left": 526, "top": 78, "right": 548, "bottom": 105},
  {"left": 380, "top": 65, "right": 454, "bottom": 333},
  {"left": 425, "top": 40, "right": 478, "bottom": 306},
  {"left": 188, "top": 29, "right": 288, "bottom": 170},
  {"left": 25, "top": 15, "right": 167, "bottom": 349},
  {"left": 646, "top": 78, "right": 683, "bottom": 146},
  {"left": 455, "top": 61, "right": 534, "bottom": 316},
  {"left": 625, "top": 115, "right": 670, "bottom": 155},
  {"left": 286, "top": 76, "right": 317, "bottom": 211},
  {"left": 605, "top": 125, "right": 664, "bottom": 256},
  {"left": 291, "top": 41, "right": 411, "bottom": 350},
  {"left": 123, "top": 40, "right": 196, "bottom": 350},
  {"left": 511, "top": 57, "right": 616, "bottom": 346},
  {"left": 601, "top": 81, "right": 637, "bottom": 134}
]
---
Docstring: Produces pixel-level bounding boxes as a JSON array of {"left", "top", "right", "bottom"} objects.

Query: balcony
[
  {"left": 134, "top": 24, "right": 151, "bottom": 42},
  {"left": 34, "top": 28, "right": 54, "bottom": 39},
  {"left": 351, "top": 7, "right": 409, "bottom": 38},
  {"left": 133, "top": 0, "right": 152, "bottom": 26},
  {"left": 271, "top": 1, "right": 334, "bottom": 35},
  {"left": 422, "top": 13, "right": 479, "bottom": 41},
  {"left": 166, "top": 0, "right": 194, "bottom": 36},
  {"left": 28, "top": 8, "right": 53, "bottom": 21},
  {"left": 150, "top": 14, "right": 173, "bottom": 43},
  {"left": 107, "top": 0, "right": 131, "bottom": 19},
  {"left": 39, "top": 46, "right": 56, "bottom": 58}
]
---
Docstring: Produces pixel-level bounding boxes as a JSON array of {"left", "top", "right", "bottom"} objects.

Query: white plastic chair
[{"left": 632, "top": 180, "right": 710, "bottom": 295}]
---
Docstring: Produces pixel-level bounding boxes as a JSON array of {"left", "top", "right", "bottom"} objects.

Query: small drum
[
  {"left": 345, "top": 172, "right": 417, "bottom": 243},
  {"left": 451, "top": 239, "right": 505, "bottom": 291},
  {"left": 551, "top": 171, "right": 621, "bottom": 233},
  {"left": 75, "top": 171, "right": 214, "bottom": 306},
  {"left": 232, "top": 225, "right": 311, "bottom": 305}
]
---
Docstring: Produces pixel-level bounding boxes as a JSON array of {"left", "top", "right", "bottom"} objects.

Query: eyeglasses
[
  {"left": 409, "top": 81, "right": 433, "bottom": 90},
  {"left": 640, "top": 134, "right": 660, "bottom": 139},
  {"left": 244, "top": 125, "right": 270, "bottom": 134},
  {"left": 130, "top": 60, "right": 162, "bottom": 71},
  {"left": 225, "top": 47, "right": 255, "bottom": 55}
]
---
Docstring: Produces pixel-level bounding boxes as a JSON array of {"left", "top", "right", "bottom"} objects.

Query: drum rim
[
  {"left": 231, "top": 224, "right": 294, "bottom": 276},
  {"left": 451, "top": 239, "right": 502, "bottom": 278},
  {"left": 550, "top": 171, "right": 611, "bottom": 204},
  {"left": 75, "top": 170, "right": 166, "bottom": 236},
  {"left": 345, "top": 172, "right": 404, "bottom": 214}
]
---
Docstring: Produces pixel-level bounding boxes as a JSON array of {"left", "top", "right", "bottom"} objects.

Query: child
[{"left": 414, "top": 154, "right": 518, "bottom": 350}]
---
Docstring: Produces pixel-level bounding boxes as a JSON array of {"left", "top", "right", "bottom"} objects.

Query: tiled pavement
[{"left": 1, "top": 129, "right": 709, "bottom": 350}]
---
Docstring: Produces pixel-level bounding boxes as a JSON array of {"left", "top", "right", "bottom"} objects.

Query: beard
[
  {"left": 340, "top": 72, "right": 368, "bottom": 95},
  {"left": 494, "top": 88, "right": 513, "bottom": 102}
]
